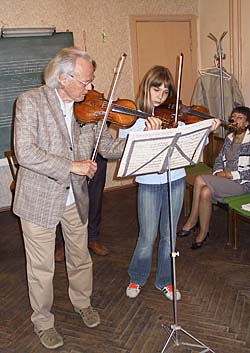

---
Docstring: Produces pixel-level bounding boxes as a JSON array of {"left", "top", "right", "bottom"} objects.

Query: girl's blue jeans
[{"left": 128, "top": 178, "right": 185, "bottom": 288}]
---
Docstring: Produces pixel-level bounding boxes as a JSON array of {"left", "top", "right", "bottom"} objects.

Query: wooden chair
[
  {"left": 4, "top": 150, "right": 18, "bottom": 195},
  {"left": 220, "top": 194, "right": 250, "bottom": 250}
]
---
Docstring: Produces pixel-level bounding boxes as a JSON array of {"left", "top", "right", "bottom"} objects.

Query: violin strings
[
  {"left": 101, "top": 101, "right": 151, "bottom": 119},
  {"left": 100, "top": 100, "right": 173, "bottom": 126}
]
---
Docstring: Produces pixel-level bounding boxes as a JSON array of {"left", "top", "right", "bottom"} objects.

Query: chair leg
[
  {"left": 233, "top": 211, "right": 238, "bottom": 250},
  {"left": 184, "top": 184, "right": 192, "bottom": 217},
  {"left": 184, "top": 185, "right": 188, "bottom": 216},
  {"left": 227, "top": 208, "right": 232, "bottom": 246}
]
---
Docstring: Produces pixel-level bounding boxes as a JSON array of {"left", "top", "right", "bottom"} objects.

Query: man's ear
[{"left": 58, "top": 73, "right": 68, "bottom": 87}]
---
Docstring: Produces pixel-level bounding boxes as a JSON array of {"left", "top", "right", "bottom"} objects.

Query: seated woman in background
[{"left": 177, "top": 106, "right": 250, "bottom": 249}]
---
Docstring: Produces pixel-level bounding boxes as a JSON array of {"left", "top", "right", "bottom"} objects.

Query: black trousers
[
  {"left": 56, "top": 153, "right": 107, "bottom": 246},
  {"left": 87, "top": 153, "right": 107, "bottom": 243}
]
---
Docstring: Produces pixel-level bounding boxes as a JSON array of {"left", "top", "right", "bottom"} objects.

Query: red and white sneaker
[
  {"left": 156, "top": 284, "right": 181, "bottom": 301},
  {"left": 126, "top": 283, "right": 141, "bottom": 298}
]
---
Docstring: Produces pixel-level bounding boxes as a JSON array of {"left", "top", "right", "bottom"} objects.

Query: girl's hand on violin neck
[
  {"left": 71, "top": 160, "right": 97, "bottom": 178},
  {"left": 211, "top": 118, "right": 221, "bottom": 131},
  {"left": 144, "top": 116, "right": 162, "bottom": 131}
]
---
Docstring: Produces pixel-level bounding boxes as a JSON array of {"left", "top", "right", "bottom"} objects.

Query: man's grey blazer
[{"left": 13, "top": 85, "right": 125, "bottom": 228}]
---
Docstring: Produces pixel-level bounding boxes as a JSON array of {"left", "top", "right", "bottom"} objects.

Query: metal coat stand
[
  {"left": 160, "top": 141, "right": 216, "bottom": 353},
  {"left": 208, "top": 31, "right": 228, "bottom": 137}
]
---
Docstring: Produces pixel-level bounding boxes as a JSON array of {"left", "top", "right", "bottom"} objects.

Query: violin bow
[
  {"left": 91, "top": 53, "right": 127, "bottom": 161},
  {"left": 174, "top": 53, "right": 184, "bottom": 125}
]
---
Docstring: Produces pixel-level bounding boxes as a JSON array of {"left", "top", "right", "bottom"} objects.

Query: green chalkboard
[{"left": 0, "top": 31, "right": 74, "bottom": 158}]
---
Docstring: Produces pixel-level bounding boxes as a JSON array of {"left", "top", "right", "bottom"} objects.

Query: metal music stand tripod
[
  {"left": 117, "top": 119, "right": 217, "bottom": 352},
  {"left": 159, "top": 133, "right": 216, "bottom": 353}
]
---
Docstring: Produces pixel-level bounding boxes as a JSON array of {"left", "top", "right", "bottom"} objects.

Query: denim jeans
[{"left": 128, "top": 177, "right": 185, "bottom": 288}]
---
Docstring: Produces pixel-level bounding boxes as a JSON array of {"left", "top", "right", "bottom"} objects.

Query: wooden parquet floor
[{"left": 0, "top": 185, "right": 250, "bottom": 353}]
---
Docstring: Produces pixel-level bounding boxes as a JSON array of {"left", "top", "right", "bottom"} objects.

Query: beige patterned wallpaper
[
  {"left": 0, "top": 0, "right": 198, "bottom": 207},
  {"left": 0, "top": 1, "right": 198, "bottom": 100}
]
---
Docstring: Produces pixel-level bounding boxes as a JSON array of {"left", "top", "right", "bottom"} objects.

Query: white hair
[{"left": 44, "top": 47, "right": 96, "bottom": 88}]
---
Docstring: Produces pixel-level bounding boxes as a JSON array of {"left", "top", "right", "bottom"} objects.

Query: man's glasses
[{"left": 67, "top": 73, "right": 94, "bottom": 87}]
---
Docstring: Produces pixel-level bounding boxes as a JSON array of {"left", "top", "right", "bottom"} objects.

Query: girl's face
[{"left": 150, "top": 83, "right": 169, "bottom": 107}]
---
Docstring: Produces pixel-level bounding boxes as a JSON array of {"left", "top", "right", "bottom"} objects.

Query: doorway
[{"left": 130, "top": 15, "right": 198, "bottom": 105}]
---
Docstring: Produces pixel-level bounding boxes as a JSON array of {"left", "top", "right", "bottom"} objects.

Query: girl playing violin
[
  {"left": 119, "top": 65, "right": 185, "bottom": 300},
  {"left": 120, "top": 65, "right": 221, "bottom": 299}
]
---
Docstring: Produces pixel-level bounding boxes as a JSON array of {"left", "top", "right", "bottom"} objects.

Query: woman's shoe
[
  {"left": 191, "top": 232, "right": 209, "bottom": 250},
  {"left": 177, "top": 223, "right": 198, "bottom": 238}
]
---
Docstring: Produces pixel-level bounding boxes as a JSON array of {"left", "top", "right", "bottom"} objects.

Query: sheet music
[{"left": 117, "top": 119, "right": 213, "bottom": 177}]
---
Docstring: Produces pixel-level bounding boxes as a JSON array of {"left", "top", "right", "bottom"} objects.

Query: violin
[
  {"left": 74, "top": 89, "right": 176, "bottom": 129},
  {"left": 158, "top": 98, "right": 237, "bottom": 130},
  {"left": 74, "top": 90, "right": 236, "bottom": 131},
  {"left": 152, "top": 98, "right": 209, "bottom": 125}
]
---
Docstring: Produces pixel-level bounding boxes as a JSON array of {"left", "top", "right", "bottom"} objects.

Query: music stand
[{"left": 118, "top": 120, "right": 216, "bottom": 353}]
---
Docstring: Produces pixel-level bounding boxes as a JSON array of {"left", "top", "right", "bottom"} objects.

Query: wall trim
[
  {"left": 0, "top": 158, "right": 8, "bottom": 167},
  {"left": 229, "top": 0, "right": 242, "bottom": 87},
  {"left": 237, "top": 0, "right": 242, "bottom": 88},
  {"left": 104, "top": 182, "right": 137, "bottom": 193},
  {"left": 0, "top": 206, "right": 11, "bottom": 213}
]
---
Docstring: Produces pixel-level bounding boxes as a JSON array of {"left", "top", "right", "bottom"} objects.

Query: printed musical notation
[{"left": 118, "top": 120, "right": 213, "bottom": 177}]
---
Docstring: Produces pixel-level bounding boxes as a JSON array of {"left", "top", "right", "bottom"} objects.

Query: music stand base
[{"left": 161, "top": 324, "right": 216, "bottom": 353}]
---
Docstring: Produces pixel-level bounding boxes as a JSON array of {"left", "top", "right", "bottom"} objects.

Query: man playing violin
[{"left": 13, "top": 47, "right": 162, "bottom": 350}]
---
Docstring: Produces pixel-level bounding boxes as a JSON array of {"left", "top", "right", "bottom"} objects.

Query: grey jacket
[
  {"left": 191, "top": 71, "right": 244, "bottom": 120},
  {"left": 13, "top": 85, "right": 125, "bottom": 228},
  {"left": 213, "top": 129, "right": 250, "bottom": 193}
]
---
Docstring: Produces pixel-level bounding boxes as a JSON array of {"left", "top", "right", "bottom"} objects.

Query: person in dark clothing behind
[
  {"left": 55, "top": 154, "right": 109, "bottom": 260},
  {"left": 87, "top": 153, "right": 109, "bottom": 255}
]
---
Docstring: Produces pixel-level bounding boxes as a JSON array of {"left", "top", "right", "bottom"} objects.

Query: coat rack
[{"left": 208, "top": 31, "right": 228, "bottom": 136}]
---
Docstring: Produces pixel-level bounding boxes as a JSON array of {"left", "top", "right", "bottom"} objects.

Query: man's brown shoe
[
  {"left": 55, "top": 245, "right": 65, "bottom": 262},
  {"left": 88, "top": 240, "right": 109, "bottom": 256}
]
